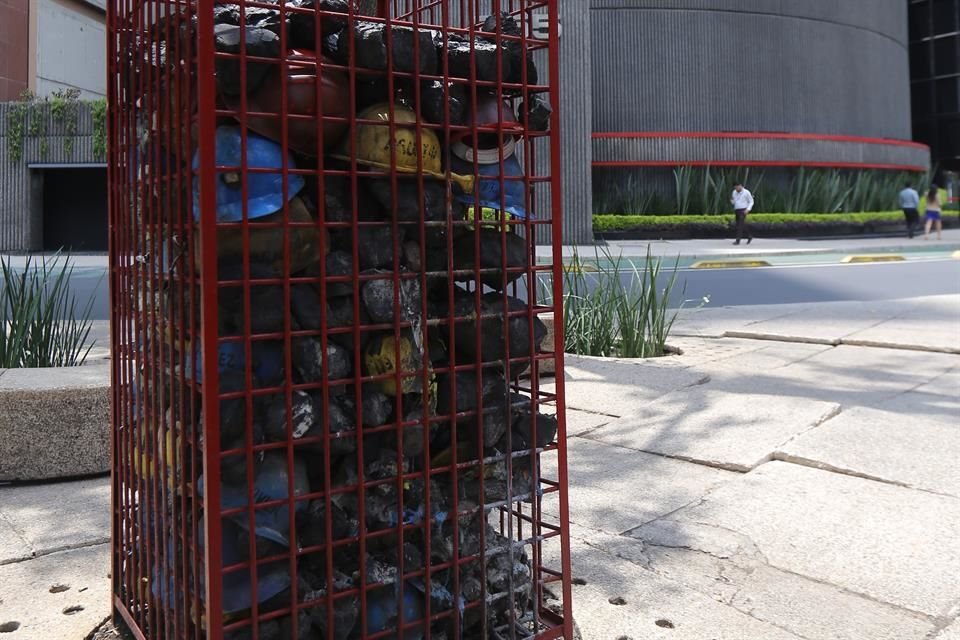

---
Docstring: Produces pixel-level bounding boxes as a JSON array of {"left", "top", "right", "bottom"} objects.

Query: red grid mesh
[{"left": 108, "top": 1, "right": 571, "bottom": 638}]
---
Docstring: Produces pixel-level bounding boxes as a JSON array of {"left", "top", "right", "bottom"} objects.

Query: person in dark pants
[
  {"left": 898, "top": 182, "right": 920, "bottom": 238},
  {"left": 730, "top": 181, "right": 754, "bottom": 245}
]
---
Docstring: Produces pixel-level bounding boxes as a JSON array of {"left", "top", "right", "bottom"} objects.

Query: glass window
[
  {"left": 910, "top": 1, "right": 932, "bottom": 41},
  {"left": 913, "top": 81, "right": 934, "bottom": 118},
  {"left": 911, "top": 42, "right": 932, "bottom": 79},
  {"left": 934, "top": 36, "right": 959, "bottom": 76},
  {"left": 932, "top": 0, "right": 959, "bottom": 35},
  {"left": 937, "top": 77, "right": 960, "bottom": 113}
]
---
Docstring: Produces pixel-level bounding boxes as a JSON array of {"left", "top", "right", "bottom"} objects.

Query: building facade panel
[
  {"left": 590, "top": 0, "right": 912, "bottom": 142},
  {"left": 593, "top": 134, "right": 930, "bottom": 171},
  {"left": 36, "top": 0, "right": 107, "bottom": 98}
]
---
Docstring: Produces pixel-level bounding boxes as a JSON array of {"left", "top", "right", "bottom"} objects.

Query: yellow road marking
[
  {"left": 691, "top": 260, "right": 771, "bottom": 269},
  {"left": 840, "top": 255, "right": 906, "bottom": 263}
]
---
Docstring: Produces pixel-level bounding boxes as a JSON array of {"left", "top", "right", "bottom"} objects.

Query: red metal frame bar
[{"left": 111, "top": 1, "right": 571, "bottom": 638}]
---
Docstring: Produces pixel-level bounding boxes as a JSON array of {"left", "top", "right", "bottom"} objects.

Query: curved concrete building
[{"left": 557, "top": 0, "right": 931, "bottom": 242}]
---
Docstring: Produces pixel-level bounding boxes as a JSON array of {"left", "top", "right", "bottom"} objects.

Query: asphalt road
[
  {"left": 12, "top": 252, "right": 960, "bottom": 322},
  {"left": 668, "top": 258, "right": 960, "bottom": 308}
]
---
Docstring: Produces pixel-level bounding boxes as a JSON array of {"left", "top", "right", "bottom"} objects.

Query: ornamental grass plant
[
  {"left": 0, "top": 253, "right": 96, "bottom": 367},
  {"left": 550, "top": 247, "right": 697, "bottom": 358}
]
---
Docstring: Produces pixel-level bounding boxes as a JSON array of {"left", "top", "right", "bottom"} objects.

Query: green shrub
[
  {"left": 593, "top": 211, "right": 906, "bottom": 233},
  {"left": 593, "top": 167, "right": 933, "bottom": 216},
  {"left": 0, "top": 253, "right": 96, "bottom": 367}
]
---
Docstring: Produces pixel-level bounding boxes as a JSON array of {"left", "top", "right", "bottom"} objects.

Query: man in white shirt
[
  {"left": 731, "top": 182, "right": 754, "bottom": 245},
  {"left": 897, "top": 182, "right": 920, "bottom": 238}
]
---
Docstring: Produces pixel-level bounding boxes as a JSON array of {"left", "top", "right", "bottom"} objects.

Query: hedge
[{"left": 593, "top": 212, "right": 907, "bottom": 233}]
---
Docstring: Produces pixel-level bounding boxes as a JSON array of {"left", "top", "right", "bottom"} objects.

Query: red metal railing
[{"left": 108, "top": 1, "right": 571, "bottom": 638}]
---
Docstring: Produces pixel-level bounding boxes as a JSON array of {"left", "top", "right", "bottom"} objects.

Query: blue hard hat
[
  {"left": 451, "top": 154, "right": 530, "bottom": 219},
  {"left": 192, "top": 126, "right": 305, "bottom": 222},
  {"left": 366, "top": 582, "right": 424, "bottom": 637},
  {"left": 188, "top": 339, "right": 284, "bottom": 387},
  {"left": 197, "top": 517, "right": 292, "bottom": 615},
  {"left": 213, "top": 451, "right": 310, "bottom": 547}
]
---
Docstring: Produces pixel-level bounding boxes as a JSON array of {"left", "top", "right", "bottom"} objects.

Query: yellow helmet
[
  {"left": 335, "top": 103, "right": 474, "bottom": 193},
  {"left": 364, "top": 332, "right": 436, "bottom": 397}
]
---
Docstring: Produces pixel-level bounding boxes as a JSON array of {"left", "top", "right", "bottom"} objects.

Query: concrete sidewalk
[{"left": 1, "top": 295, "right": 959, "bottom": 639}]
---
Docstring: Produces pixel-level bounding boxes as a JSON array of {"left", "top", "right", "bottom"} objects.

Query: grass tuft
[{"left": 0, "top": 253, "right": 97, "bottom": 368}]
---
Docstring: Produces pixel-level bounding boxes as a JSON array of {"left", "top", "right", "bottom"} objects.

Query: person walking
[
  {"left": 923, "top": 185, "right": 943, "bottom": 240},
  {"left": 731, "top": 181, "right": 754, "bottom": 245},
  {"left": 898, "top": 182, "right": 920, "bottom": 238}
]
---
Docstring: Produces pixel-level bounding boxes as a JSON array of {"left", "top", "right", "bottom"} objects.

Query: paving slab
[
  {"left": 558, "top": 409, "right": 615, "bottom": 437},
  {"left": 603, "top": 518, "right": 935, "bottom": 639},
  {"left": 0, "top": 513, "right": 31, "bottom": 565},
  {"left": 542, "top": 354, "right": 709, "bottom": 418},
  {"left": 586, "top": 387, "right": 840, "bottom": 471},
  {"left": 729, "top": 564, "right": 934, "bottom": 640},
  {"left": 674, "top": 296, "right": 960, "bottom": 353},
  {"left": 0, "top": 477, "right": 110, "bottom": 559},
  {"left": 0, "top": 544, "right": 111, "bottom": 640},
  {"left": 541, "top": 437, "right": 737, "bottom": 534},
  {"left": 655, "top": 461, "right": 960, "bottom": 617},
  {"left": 935, "top": 619, "right": 960, "bottom": 640},
  {"left": 555, "top": 535, "right": 804, "bottom": 640},
  {"left": 704, "top": 344, "right": 958, "bottom": 409},
  {"left": 778, "top": 406, "right": 960, "bottom": 498},
  {"left": 842, "top": 296, "right": 960, "bottom": 353}
]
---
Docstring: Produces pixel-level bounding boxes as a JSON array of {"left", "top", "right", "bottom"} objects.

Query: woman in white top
[{"left": 924, "top": 186, "right": 943, "bottom": 240}]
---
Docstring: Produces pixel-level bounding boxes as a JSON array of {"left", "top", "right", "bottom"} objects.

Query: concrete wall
[
  {"left": 0, "top": 101, "right": 101, "bottom": 251},
  {"left": 34, "top": 0, "right": 106, "bottom": 98},
  {"left": 589, "top": 0, "right": 912, "bottom": 139}
]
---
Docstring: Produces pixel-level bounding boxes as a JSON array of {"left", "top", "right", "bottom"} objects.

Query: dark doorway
[{"left": 42, "top": 167, "right": 108, "bottom": 251}]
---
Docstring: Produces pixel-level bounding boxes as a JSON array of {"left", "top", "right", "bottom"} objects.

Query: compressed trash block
[
  {"left": 361, "top": 383, "right": 394, "bottom": 427},
  {"left": 361, "top": 275, "right": 422, "bottom": 324},
  {"left": 291, "top": 282, "right": 355, "bottom": 330},
  {"left": 451, "top": 226, "right": 527, "bottom": 289},
  {"left": 357, "top": 225, "right": 397, "bottom": 270},
  {"left": 480, "top": 12, "right": 538, "bottom": 88},
  {"left": 292, "top": 337, "right": 353, "bottom": 382},
  {"left": 261, "top": 389, "right": 318, "bottom": 441},
  {"left": 326, "top": 250, "right": 355, "bottom": 297},
  {"left": 520, "top": 93, "right": 552, "bottom": 132},
  {"left": 299, "top": 499, "right": 359, "bottom": 546},
  {"left": 217, "top": 263, "right": 285, "bottom": 336},
  {"left": 420, "top": 80, "right": 467, "bottom": 126},
  {"left": 209, "top": 196, "right": 325, "bottom": 277},
  {"left": 436, "top": 370, "right": 512, "bottom": 449},
  {"left": 331, "top": 20, "right": 438, "bottom": 75},
  {"left": 368, "top": 179, "right": 455, "bottom": 223},
  {"left": 452, "top": 293, "right": 547, "bottom": 375},
  {"left": 213, "top": 25, "right": 280, "bottom": 97},
  {"left": 287, "top": 0, "right": 350, "bottom": 50},
  {"left": 509, "top": 402, "right": 558, "bottom": 450},
  {"left": 441, "top": 34, "right": 511, "bottom": 82}
]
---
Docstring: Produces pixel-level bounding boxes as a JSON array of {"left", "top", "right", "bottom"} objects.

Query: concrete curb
[{"left": 0, "top": 365, "right": 111, "bottom": 481}]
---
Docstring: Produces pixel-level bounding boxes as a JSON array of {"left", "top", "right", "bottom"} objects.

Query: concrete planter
[
  {"left": 537, "top": 313, "right": 682, "bottom": 378},
  {"left": 0, "top": 364, "right": 110, "bottom": 481}
]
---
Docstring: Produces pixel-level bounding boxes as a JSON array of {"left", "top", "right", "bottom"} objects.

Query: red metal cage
[{"left": 108, "top": 0, "right": 570, "bottom": 638}]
